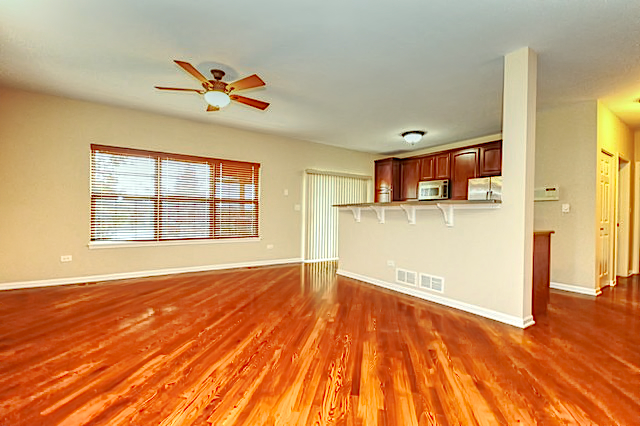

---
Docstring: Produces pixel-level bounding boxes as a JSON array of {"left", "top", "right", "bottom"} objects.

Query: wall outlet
[
  {"left": 562, "top": 203, "right": 570, "bottom": 214},
  {"left": 387, "top": 260, "right": 395, "bottom": 267},
  {"left": 60, "top": 255, "right": 72, "bottom": 262},
  {"left": 294, "top": 204, "right": 301, "bottom": 211},
  {"left": 266, "top": 244, "right": 274, "bottom": 250},
  {"left": 284, "top": 189, "right": 289, "bottom": 196}
]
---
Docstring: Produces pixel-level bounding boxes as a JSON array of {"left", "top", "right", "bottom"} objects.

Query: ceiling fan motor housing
[{"left": 205, "top": 80, "right": 228, "bottom": 92}]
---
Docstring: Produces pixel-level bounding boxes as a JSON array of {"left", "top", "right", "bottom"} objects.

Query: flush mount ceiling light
[
  {"left": 402, "top": 130, "right": 426, "bottom": 145},
  {"left": 204, "top": 90, "right": 231, "bottom": 108}
]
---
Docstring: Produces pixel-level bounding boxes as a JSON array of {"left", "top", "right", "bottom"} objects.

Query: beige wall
[
  {"left": 598, "top": 102, "right": 635, "bottom": 161},
  {"left": 340, "top": 49, "right": 538, "bottom": 326},
  {"left": 0, "top": 86, "right": 375, "bottom": 284},
  {"left": 596, "top": 102, "right": 635, "bottom": 283},
  {"left": 534, "top": 101, "right": 636, "bottom": 291},
  {"left": 534, "top": 101, "right": 598, "bottom": 290},
  {"left": 339, "top": 133, "right": 532, "bottom": 321}
]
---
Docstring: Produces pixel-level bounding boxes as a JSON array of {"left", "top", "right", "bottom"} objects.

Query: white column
[{"left": 502, "top": 47, "right": 537, "bottom": 320}]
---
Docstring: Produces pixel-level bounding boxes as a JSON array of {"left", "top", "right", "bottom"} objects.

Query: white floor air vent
[
  {"left": 396, "top": 268, "right": 417, "bottom": 286},
  {"left": 420, "top": 273, "right": 445, "bottom": 293}
]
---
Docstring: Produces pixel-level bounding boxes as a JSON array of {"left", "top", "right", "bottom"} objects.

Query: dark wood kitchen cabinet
[
  {"left": 401, "top": 158, "right": 420, "bottom": 200},
  {"left": 374, "top": 158, "right": 402, "bottom": 202},
  {"left": 420, "top": 153, "right": 450, "bottom": 181},
  {"left": 374, "top": 140, "right": 500, "bottom": 201},
  {"left": 479, "top": 141, "right": 502, "bottom": 177},
  {"left": 450, "top": 147, "right": 479, "bottom": 199},
  {"left": 434, "top": 153, "right": 451, "bottom": 179},
  {"left": 419, "top": 156, "right": 435, "bottom": 180},
  {"left": 533, "top": 231, "right": 553, "bottom": 320}
]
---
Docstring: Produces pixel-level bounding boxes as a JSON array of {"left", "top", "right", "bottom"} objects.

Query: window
[{"left": 90, "top": 145, "right": 260, "bottom": 242}]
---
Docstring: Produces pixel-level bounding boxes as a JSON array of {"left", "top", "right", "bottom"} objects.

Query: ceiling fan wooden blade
[
  {"left": 227, "top": 74, "right": 265, "bottom": 92},
  {"left": 206, "top": 105, "right": 220, "bottom": 112},
  {"left": 155, "top": 86, "right": 205, "bottom": 94},
  {"left": 174, "top": 60, "right": 212, "bottom": 88},
  {"left": 230, "top": 95, "right": 269, "bottom": 110}
]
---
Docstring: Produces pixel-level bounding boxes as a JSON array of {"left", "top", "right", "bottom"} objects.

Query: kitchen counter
[
  {"left": 335, "top": 199, "right": 501, "bottom": 208},
  {"left": 335, "top": 199, "right": 501, "bottom": 227}
]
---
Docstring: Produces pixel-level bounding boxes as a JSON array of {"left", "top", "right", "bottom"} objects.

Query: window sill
[{"left": 88, "top": 237, "right": 261, "bottom": 250}]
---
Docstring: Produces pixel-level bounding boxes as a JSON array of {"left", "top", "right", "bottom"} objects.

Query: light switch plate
[{"left": 562, "top": 203, "right": 570, "bottom": 213}]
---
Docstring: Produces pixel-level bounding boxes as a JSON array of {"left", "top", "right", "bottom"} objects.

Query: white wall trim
[
  {"left": 550, "top": 281, "right": 602, "bottom": 296},
  {"left": 88, "top": 237, "right": 261, "bottom": 250},
  {"left": 0, "top": 258, "right": 302, "bottom": 291},
  {"left": 337, "top": 269, "right": 535, "bottom": 329}
]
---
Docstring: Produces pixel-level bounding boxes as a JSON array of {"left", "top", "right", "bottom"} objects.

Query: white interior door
[{"left": 598, "top": 151, "right": 614, "bottom": 289}]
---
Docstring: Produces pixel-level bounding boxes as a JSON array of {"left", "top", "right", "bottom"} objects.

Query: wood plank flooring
[{"left": 0, "top": 263, "right": 638, "bottom": 425}]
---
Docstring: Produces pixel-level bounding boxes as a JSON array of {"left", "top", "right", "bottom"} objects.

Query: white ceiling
[{"left": 1, "top": 0, "right": 639, "bottom": 154}]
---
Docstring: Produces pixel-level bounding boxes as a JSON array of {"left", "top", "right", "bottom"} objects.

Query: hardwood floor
[{"left": 0, "top": 263, "right": 638, "bottom": 425}]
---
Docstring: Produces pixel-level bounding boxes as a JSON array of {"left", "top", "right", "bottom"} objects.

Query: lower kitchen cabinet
[{"left": 533, "top": 231, "right": 553, "bottom": 320}]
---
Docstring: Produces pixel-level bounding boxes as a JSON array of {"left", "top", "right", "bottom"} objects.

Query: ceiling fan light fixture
[
  {"left": 204, "top": 90, "right": 231, "bottom": 108},
  {"left": 402, "top": 130, "right": 425, "bottom": 145}
]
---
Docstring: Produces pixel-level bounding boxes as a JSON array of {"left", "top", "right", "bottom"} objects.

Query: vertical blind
[
  {"left": 90, "top": 145, "right": 260, "bottom": 242},
  {"left": 305, "top": 172, "right": 369, "bottom": 261}
]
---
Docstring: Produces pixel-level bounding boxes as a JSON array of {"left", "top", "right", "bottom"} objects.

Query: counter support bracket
[
  {"left": 347, "top": 207, "right": 362, "bottom": 222},
  {"left": 400, "top": 204, "right": 416, "bottom": 225},
  {"left": 436, "top": 203, "right": 454, "bottom": 227},
  {"left": 370, "top": 206, "right": 386, "bottom": 224}
]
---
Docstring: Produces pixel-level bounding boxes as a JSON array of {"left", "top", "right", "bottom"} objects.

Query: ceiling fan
[{"left": 155, "top": 60, "right": 269, "bottom": 112}]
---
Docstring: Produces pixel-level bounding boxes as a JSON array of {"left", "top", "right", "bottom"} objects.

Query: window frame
[{"left": 90, "top": 144, "right": 261, "bottom": 244}]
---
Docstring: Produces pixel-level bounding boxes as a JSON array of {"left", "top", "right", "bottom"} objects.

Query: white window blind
[
  {"left": 90, "top": 145, "right": 260, "bottom": 242},
  {"left": 305, "top": 171, "right": 369, "bottom": 261}
]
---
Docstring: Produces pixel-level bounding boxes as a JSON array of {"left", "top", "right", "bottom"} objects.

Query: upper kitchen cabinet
[
  {"left": 419, "top": 156, "right": 435, "bottom": 180},
  {"left": 450, "top": 147, "right": 479, "bottom": 200},
  {"left": 401, "top": 158, "right": 420, "bottom": 200},
  {"left": 434, "top": 153, "right": 451, "bottom": 179},
  {"left": 374, "top": 158, "right": 402, "bottom": 202},
  {"left": 479, "top": 141, "right": 502, "bottom": 177},
  {"left": 374, "top": 140, "right": 501, "bottom": 201},
  {"left": 419, "top": 153, "right": 450, "bottom": 181}
]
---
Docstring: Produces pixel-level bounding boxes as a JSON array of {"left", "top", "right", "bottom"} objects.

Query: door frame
[
  {"left": 598, "top": 149, "right": 616, "bottom": 291},
  {"left": 631, "top": 162, "right": 640, "bottom": 275},
  {"left": 616, "top": 157, "right": 631, "bottom": 278}
]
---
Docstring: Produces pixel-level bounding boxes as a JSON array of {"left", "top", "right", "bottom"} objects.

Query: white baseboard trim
[
  {"left": 550, "top": 281, "right": 601, "bottom": 296},
  {"left": 0, "top": 258, "right": 303, "bottom": 291},
  {"left": 337, "top": 269, "right": 534, "bottom": 329}
]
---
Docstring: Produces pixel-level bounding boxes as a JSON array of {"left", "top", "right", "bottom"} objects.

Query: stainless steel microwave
[{"left": 418, "top": 179, "right": 449, "bottom": 200}]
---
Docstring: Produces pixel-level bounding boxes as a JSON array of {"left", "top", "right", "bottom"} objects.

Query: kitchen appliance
[
  {"left": 468, "top": 176, "right": 502, "bottom": 201},
  {"left": 418, "top": 179, "right": 449, "bottom": 200}
]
